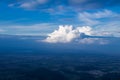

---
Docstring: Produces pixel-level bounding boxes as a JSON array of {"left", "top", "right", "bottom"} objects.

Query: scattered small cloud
[
  {"left": 8, "top": 3, "right": 15, "bottom": 7},
  {"left": 8, "top": 0, "right": 49, "bottom": 10},
  {"left": 0, "top": 29, "right": 5, "bottom": 33}
]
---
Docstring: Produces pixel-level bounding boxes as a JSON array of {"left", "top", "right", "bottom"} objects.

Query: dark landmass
[
  {"left": 0, "top": 53, "right": 120, "bottom": 80},
  {"left": 0, "top": 35, "right": 120, "bottom": 80}
]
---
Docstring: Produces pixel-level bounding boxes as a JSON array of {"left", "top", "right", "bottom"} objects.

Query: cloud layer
[
  {"left": 0, "top": 23, "right": 57, "bottom": 35},
  {"left": 79, "top": 10, "right": 118, "bottom": 26},
  {"left": 7, "top": 0, "right": 120, "bottom": 11}
]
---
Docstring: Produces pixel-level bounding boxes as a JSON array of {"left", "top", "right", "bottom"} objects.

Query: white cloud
[
  {"left": 7, "top": 0, "right": 120, "bottom": 12},
  {"left": 1, "top": 23, "right": 57, "bottom": 35},
  {"left": 81, "top": 10, "right": 116, "bottom": 19},
  {"left": 43, "top": 25, "right": 112, "bottom": 44},
  {"left": 79, "top": 38, "right": 108, "bottom": 44},
  {"left": 0, "top": 29, "right": 5, "bottom": 33},
  {"left": 19, "top": 2, "right": 36, "bottom": 9},
  {"left": 8, "top": 4, "right": 15, "bottom": 7},
  {"left": 43, "top": 25, "right": 93, "bottom": 43},
  {"left": 95, "top": 21, "right": 120, "bottom": 37},
  {"left": 79, "top": 10, "right": 118, "bottom": 26},
  {"left": 17, "top": 0, "right": 48, "bottom": 9},
  {"left": 78, "top": 9, "right": 120, "bottom": 37}
]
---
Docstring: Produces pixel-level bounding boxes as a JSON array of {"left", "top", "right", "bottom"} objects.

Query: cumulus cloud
[
  {"left": 43, "top": 25, "right": 110, "bottom": 44},
  {"left": 43, "top": 25, "right": 93, "bottom": 43}
]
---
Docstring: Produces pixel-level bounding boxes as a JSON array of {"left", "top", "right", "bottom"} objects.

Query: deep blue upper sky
[{"left": 0, "top": 0, "right": 120, "bottom": 35}]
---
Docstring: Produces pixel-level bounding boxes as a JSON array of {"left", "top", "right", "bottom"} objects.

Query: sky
[{"left": 0, "top": 0, "right": 120, "bottom": 44}]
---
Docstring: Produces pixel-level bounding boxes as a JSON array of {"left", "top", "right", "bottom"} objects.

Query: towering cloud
[{"left": 43, "top": 25, "right": 92, "bottom": 43}]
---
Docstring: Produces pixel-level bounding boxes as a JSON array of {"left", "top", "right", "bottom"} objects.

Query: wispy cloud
[
  {"left": 8, "top": 0, "right": 49, "bottom": 10},
  {"left": 95, "top": 21, "right": 120, "bottom": 37},
  {"left": 0, "top": 23, "right": 57, "bottom": 35},
  {"left": 0, "top": 29, "right": 5, "bottom": 33},
  {"left": 7, "top": 0, "right": 120, "bottom": 12},
  {"left": 78, "top": 10, "right": 118, "bottom": 26},
  {"left": 19, "top": 0, "right": 49, "bottom": 10},
  {"left": 78, "top": 9, "right": 120, "bottom": 37}
]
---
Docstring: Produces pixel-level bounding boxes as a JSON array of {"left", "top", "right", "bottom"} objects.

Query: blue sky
[{"left": 0, "top": 0, "right": 120, "bottom": 36}]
